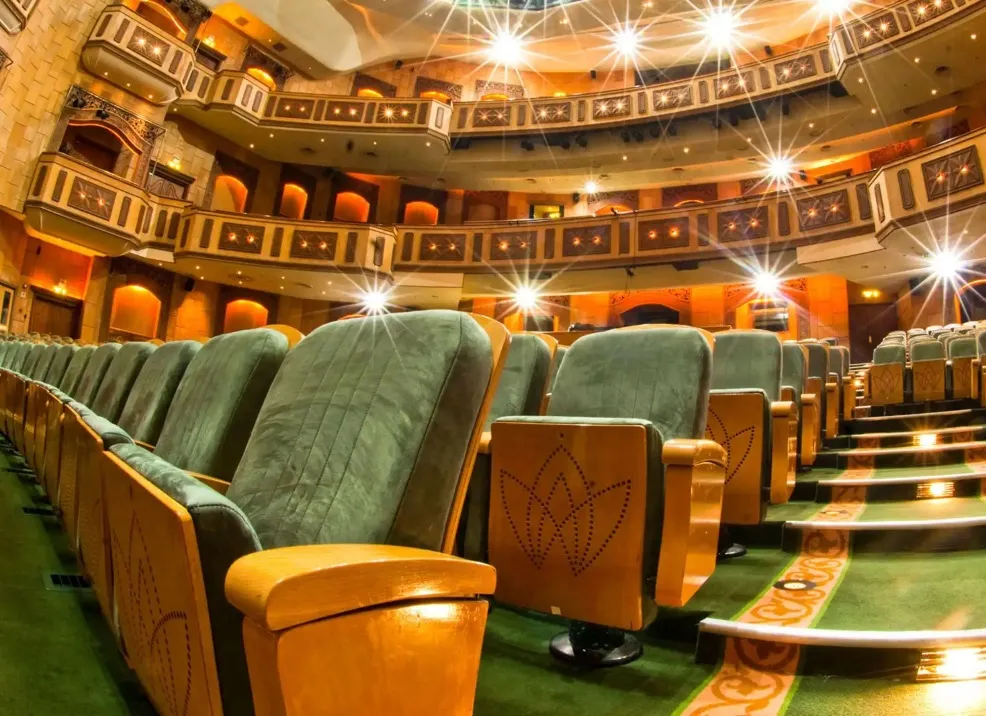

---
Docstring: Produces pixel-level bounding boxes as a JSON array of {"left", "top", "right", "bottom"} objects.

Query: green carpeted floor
[
  {"left": 859, "top": 495, "right": 986, "bottom": 521},
  {"left": 0, "top": 452, "right": 152, "bottom": 715},
  {"left": 784, "top": 671, "right": 986, "bottom": 715}
]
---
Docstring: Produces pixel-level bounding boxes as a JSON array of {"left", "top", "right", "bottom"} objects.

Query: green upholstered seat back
[
  {"left": 828, "top": 347, "right": 844, "bottom": 379},
  {"left": 547, "top": 326, "right": 713, "bottom": 441},
  {"left": 72, "top": 343, "right": 121, "bottom": 405},
  {"left": 118, "top": 340, "right": 201, "bottom": 444},
  {"left": 483, "top": 334, "right": 550, "bottom": 430},
  {"left": 226, "top": 310, "right": 493, "bottom": 552},
  {"left": 90, "top": 342, "right": 156, "bottom": 422},
  {"left": 154, "top": 328, "right": 288, "bottom": 479},
  {"left": 44, "top": 345, "right": 77, "bottom": 387},
  {"left": 949, "top": 336, "right": 978, "bottom": 359},
  {"left": 0, "top": 342, "right": 9, "bottom": 367},
  {"left": 977, "top": 332, "right": 986, "bottom": 357},
  {"left": 710, "top": 329, "right": 782, "bottom": 403},
  {"left": 30, "top": 345, "right": 58, "bottom": 381},
  {"left": 5, "top": 342, "right": 27, "bottom": 372},
  {"left": 801, "top": 341, "right": 829, "bottom": 381},
  {"left": 911, "top": 340, "right": 944, "bottom": 362},
  {"left": 547, "top": 344, "right": 568, "bottom": 391},
  {"left": 821, "top": 337, "right": 839, "bottom": 347},
  {"left": 20, "top": 344, "right": 45, "bottom": 377},
  {"left": 874, "top": 344, "right": 906, "bottom": 365},
  {"left": 836, "top": 346, "right": 850, "bottom": 377},
  {"left": 58, "top": 346, "right": 94, "bottom": 395},
  {"left": 781, "top": 343, "right": 806, "bottom": 395}
]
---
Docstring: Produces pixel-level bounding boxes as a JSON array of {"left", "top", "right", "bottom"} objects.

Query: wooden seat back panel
[
  {"left": 869, "top": 363, "right": 904, "bottom": 405},
  {"left": 706, "top": 392, "right": 767, "bottom": 526}
]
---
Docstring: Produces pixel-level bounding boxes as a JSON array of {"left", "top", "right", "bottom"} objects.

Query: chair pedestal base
[{"left": 549, "top": 623, "right": 643, "bottom": 667}]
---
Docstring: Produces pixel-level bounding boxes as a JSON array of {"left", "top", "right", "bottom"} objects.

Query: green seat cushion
[
  {"left": 711, "top": 330, "right": 782, "bottom": 402},
  {"left": 29, "top": 345, "right": 57, "bottom": 381},
  {"left": 117, "top": 340, "right": 201, "bottom": 445},
  {"left": 78, "top": 407, "right": 132, "bottom": 449},
  {"left": 548, "top": 326, "right": 713, "bottom": 441},
  {"left": 225, "top": 310, "right": 492, "bottom": 552},
  {"left": 154, "top": 328, "right": 288, "bottom": 479},
  {"left": 483, "top": 334, "right": 550, "bottom": 430},
  {"left": 949, "top": 336, "right": 978, "bottom": 359},
  {"left": 43, "top": 345, "right": 77, "bottom": 387},
  {"left": 781, "top": 343, "right": 806, "bottom": 408},
  {"left": 58, "top": 346, "right": 94, "bottom": 395},
  {"left": 0, "top": 342, "right": 9, "bottom": 367},
  {"left": 89, "top": 343, "right": 156, "bottom": 423},
  {"left": 546, "top": 345, "right": 568, "bottom": 391},
  {"left": 912, "top": 341, "right": 944, "bottom": 362},
  {"left": 109, "top": 442, "right": 261, "bottom": 716},
  {"left": 72, "top": 343, "right": 122, "bottom": 405},
  {"left": 873, "top": 344, "right": 905, "bottom": 365},
  {"left": 800, "top": 341, "right": 829, "bottom": 381},
  {"left": 7, "top": 342, "right": 29, "bottom": 373},
  {"left": 20, "top": 344, "right": 46, "bottom": 378}
]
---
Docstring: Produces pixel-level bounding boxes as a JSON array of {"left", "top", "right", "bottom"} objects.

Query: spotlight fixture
[
  {"left": 918, "top": 648, "right": 986, "bottom": 681},
  {"left": 765, "top": 154, "right": 794, "bottom": 184},
  {"left": 753, "top": 270, "right": 780, "bottom": 295},
  {"left": 928, "top": 249, "right": 964, "bottom": 279},
  {"left": 702, "top": 7, "right": 738, "bottom": 50},
  {"left": 917, "top": 480, "right": 954, "bottom": 499},
  {"left": 575, "top": 134, "right": 589, "bottom": 148},
  {"left": 513, "top": 285, "right": 540, "bottom": 311},
  {"left": 610, "top": 25, "right": 642, "bottom": 58},
  {"left": 582, "top": 180, "right": 600, "bottom": 194},
  {"left": 487, "top": 29, "right": 525, "bottom": 66},
  {"left": 95, "top": 108, "right": 110, "bottom": 120},
  {"left": 818, "top": 0, "right": 853, "bottom": 17},
  {"left": 360, "top": 288, "right": 390, "bottom": 315},
  {"left": 914, "top": 432, "right": 938, "bottom": 447},
  {"left": 520, "top": 139, "right": 535, "bottom": 151}
]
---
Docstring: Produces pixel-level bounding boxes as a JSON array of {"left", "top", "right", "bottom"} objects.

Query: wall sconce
[
  {"left": 53, "top": 280, "right": 68, "bottom": 296},
  {"left": 167, "top": 156, "right": 182, "bottom": 171},
  {"left": 861, "top": 289, "right": 881, "bottom": 299},
  {"left": 203, "top": 35, "right": 216, "bottom": 48}
]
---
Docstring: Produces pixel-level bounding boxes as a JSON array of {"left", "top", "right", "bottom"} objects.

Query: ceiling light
[
  {"left": 610, "top": 25, "right": 642, "bottom": 58},
  {"left": 622, "top": 154, "right": 628, "bottom": 160},
  {"left": 361, "top": 288, "right": 390, "bottom": 314},
  {"left": 753, "top": 270, "right": 780, "bottom": 295},
  {"left": 929, "top": 249, "right": 964, "bottom": 279},
  {"left": 702, "top": 7, "right": 738, "bottom": 49},
  {"left": 765, "top": 154, "right": 794, "bottom": 183},
  {"left": 514, "top": 285, "right": 540, "bottom": 311},
  {"left": 582, "top": 179, "right": 600, "bottom": 194},
  {"left": 817, "top": 0, "right": 853, "bottom": 16},
  {"left": 487, "top": 29, "right": 525, "bottom": 66}
]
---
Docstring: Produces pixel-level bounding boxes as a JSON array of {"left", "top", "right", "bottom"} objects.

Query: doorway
[
  {"left": 30, "top": 291, "right": 81, "bottom": 338},
  {"left": 848, "top": 302, "right": 898, "bottom": 363},
  {"left": 621, "top": 303, "right": 680, "bottom": 326}
]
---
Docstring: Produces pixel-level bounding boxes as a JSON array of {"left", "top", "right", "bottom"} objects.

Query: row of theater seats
[
  {"left": 869, "top": 322, "right": 986, "bottom": 405},
  {"left": 0, "top": 319, "right": 856, "bottom": 714}
]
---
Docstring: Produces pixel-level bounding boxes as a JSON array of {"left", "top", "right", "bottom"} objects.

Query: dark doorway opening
[{"left": 621, "top": 303, "right": 680, "bottom": 326}]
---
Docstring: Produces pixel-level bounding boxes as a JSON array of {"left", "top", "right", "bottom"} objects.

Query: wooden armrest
[
  {"left": 187, "top": 471, "right": 230, "bottom": 495},
  {"left": 802, "top": 393, "right": 818, "bottom": 405},
  {"left": 771, "top": 401, "right": 794, "bottom": 418},
  {"left": 663, "top": 438, "right": 726, "bottom": 467},
  {"left": 825, "top": 381, "right": 838, "bottom": 390},
  {"left": 842, "top": 376, "right": 853, "bottom": 385},
  {"left": 133, "top": 439, "right": 154, "bottom": 452},
  {"left": 225, "top": 545, "right": 496, "bottom": 632},
  {"left": 478, "top": 430, "right": 491, "bottom": 454}
]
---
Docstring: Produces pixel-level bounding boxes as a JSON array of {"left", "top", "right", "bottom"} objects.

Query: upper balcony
[
  {"left": 0, "top": 0, "right": 37, "bottom": 34},
  {"left": 82, "top": 4, "right": 195, "bottom": 105}
]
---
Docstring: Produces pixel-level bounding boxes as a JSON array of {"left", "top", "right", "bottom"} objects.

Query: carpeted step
[
  {"left": 827, "top": 424, "right": 986, "bottom": 450},
  {"left": 844, "top": 407, "right": 986, "bottom": 435},
  {"left": 813, "top": 440, "right": 986, "bottom": 469}
]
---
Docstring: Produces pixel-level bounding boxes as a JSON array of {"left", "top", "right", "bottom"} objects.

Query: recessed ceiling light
[
  {"left": 560, "top": 17, "right": 569, "bottom": 24},
  {"left": 195, "top": 265, "right": 200, "bottom": 270},
  {"left": 610, "top": 25, "right": 642, "bottom": 58},
  {"left": 683, "top": 147, "right": 690, "bottom": 153},
  {"left": 486, "top": 29, "right": 525, "bottom": 66},
  {"left": 915, "top": 57, "right": 921, "bottom": 63},
  {"left": 583, "top": 179, "right": 600, "bottom": 194},
  {"left": 973, "top": 33, "right": 978, "bottom": 39},
  {"left": 250, "top": 143, "right": 255, "bottom": 149},
  {"left": 702, "top": 8, "right": 738, "bottom": 49},
  {"left": 816, "top": 0, "right": 853, "bottom": 16},
  {"left": 858, "top": 77, "right": 864, "bottom": 83},
  {"left": 931, "top": 88, "right": 938, "bottom": 95},
  {"left": 426, "top": 141, "right": 431, "bottom": 146},
  {"left": 765, "top": 154, "right": 794, "bottom": 183},
  {"left": 622, "top": 154, "right": 628, "bottom": 160},
  {"left": 808, "top": 122, "right": 815, "bottom": 128},
  {"left": 269, "top": 133, "right": 274, "bottom": 138},
  {"left": 871, "top": 108, "right": 877, "bottom": 114}
]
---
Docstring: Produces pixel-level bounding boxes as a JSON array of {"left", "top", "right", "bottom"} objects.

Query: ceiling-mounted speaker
[
  {"left": 184, "top": 278, "right": 195, "bottom": 292},
  {"left": 764, "top": 45, "right": 773, "bottom": 57},
  {"left": 395, "top": 60, "right": 404, "bottom": 69},
  {"left": 590, "top": 69, "right": 597, "bottom": 79},
  {"left": 572, "top": 192, "right": 581, "bottom": 203}
]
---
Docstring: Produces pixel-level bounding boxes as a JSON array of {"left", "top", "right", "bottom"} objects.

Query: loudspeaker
[
  {"left": 764, "top": 45, "right": 773, "bottom": 57},
  {"left": 590, "top": 69, "right": 597, "bottom": 79},
  {"left": 908, "top": 277, "right": 924, "bottom": 294},
  {"left": 184, "top": 278, "right": 195, "bottom": 292}
]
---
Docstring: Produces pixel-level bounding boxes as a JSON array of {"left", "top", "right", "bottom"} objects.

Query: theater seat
[
  {"left": 488, "top": 325, "right": 725, "bottom": 666},
  {"left": 869, "top": 343, "right": 906, "bottom": 405},
  {"left": 459, "top": 332, "right": 555, "bottom": 563},
  {"left": 911, "top": 340, "right": 946, "bottom": 402},
  {"left": 947, "top": 336, "right": 977, "bottom": 399},
  {"left": 782, "top": 341, "right": 817, "bottom": 467},
  {"left": 37, "top": 346, "right": 95, "bottom": 497},
  {"left": 800, "top": 341, "right": 831, "bottom": 443},
  {"left": 706, "top": 330, "right": 795, "bottom": 523},
  {"left": 975, "top": 333, "right": 986, "bottom": 404},
  {"left": 73, "top": 340, "right": 201, "bottom": 622},
  {"left": 835, "top": 345, "right": 854, "bottom": 420},
  {"left": 59, "top": 342, "right": 156, "bottom": 546},
  {"left": 101, "top": 311, "right": 506, "bottom": 716},
  {"left": 23, "top": 344, "right": 78, "bottom": 472}
]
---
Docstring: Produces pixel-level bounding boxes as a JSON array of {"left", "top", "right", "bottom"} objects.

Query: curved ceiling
[{"left": 208, "top": 0, "right": 881, "bottom": 74}]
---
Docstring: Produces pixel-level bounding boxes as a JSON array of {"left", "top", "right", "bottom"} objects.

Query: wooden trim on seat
[
  {"left": 265, "top": 324, "right": 304, "bottom": 348},
  {"left": 706, "top": 391, "right": 768, "bottom": 526},
  {"left": 769, "top": 400, "right": 796, "bottom": 504},
  {"left": 187, "top": 471, "right": 230, "bottom": 495}
]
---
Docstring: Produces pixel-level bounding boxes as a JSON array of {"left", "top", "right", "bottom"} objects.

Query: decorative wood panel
[
  {"left": 270, "top": 227, "right": 283, "bottom": 257},
  {"left": 490, "top": 231, "right": 536, "bottom": 261},
  {"left": 51, "top": 170, "right": 67, "bottom": 202},
  {"left": 544, "top": 229, "right": 555, "bottom": 259},
  {"left": 471, "top": 233, "right": 483, "bottom": 262},
  {"left": 651, "top": 85, "right": 694, "bottom": 110},
  {"left": 908, "top": 0, "right": 953, "bottom": 25},
  {"left": 167, "top": 212, "right": 181, "bottom": 240},
  {"left": 414, "top": 76, "right": 462, "bottom": 101},
  {"left": 179, "top": 219, "right": 190, "bottom": 249},
  {"left": 401, "top": 232, "right": 414, "bottom": 262},
  {"left": 662, "top": 183, "right": 718, "bottom": 206},
  {"left": 714, "top": 71, "right": 754, "bottom": 98},
  {"left": 377, "top": 103, "right": 418, "bottom": 124},
  {"left": 475, "top": 79, "right": 523, "bottom": 99},
  {"left": 562, "top": 226, "right": 611, "bottom": 257},
  {"left": 856, "top": 183, "right": 872, "bottom": 220},
  {"left": 775, "top": 55, "right": 817, "bottom": 85},
  {"left": 619, "top": 222, "right": 630, "bottom": 254},
  {"left": 31, "top": 165, "right": 47, "bottom": 198},
  {"left": 898, "top": 169, "right": 916, "bottom": 209},
  {"left": 66, "top": 178, "right": 114, "bottom": 220},
  {"left": 697, "top": 214, "right": 711, "bottom": 245},
  {"left": 716, "top": 207, "right": 768, "bottom": 242},
  {"left": 473, "top": 106, "right": 511, "bottom": 127},
  {"left": 274, "top": 99, "right": 314, "bottom": 120},
  {"left": 118, "top": 196, "right": 131, "bottom": 227},
  {"left": 199, "top": 218, "right": 213, "bottom": 249},
  {"left": 875, "top": 184, "right": 885, "bottom": 223},
  {"left": 778, "top": 201, "right": 791, "bottom": 236},
  {"left": 418, "top": 234, "right": 466, "bottom": 261},
  {"left": 593, "top": 95, "right": 631, "bottom": 119},
  {"left": 851, "top": 13, "right": 900, "bottom": 48},
  {"left": 290, "top": 231, "right": 336, "bottom": 259},
  {"left": 127, "top": 27, "right": 169, "bottom": 66},
  {"left": 796, "top": 189, "right": 851, "bottom": 231},
  {"left": 531, "top": 102, "right": 571, "bottom": 124},
  {"left": 638, "top": 219, "right": 689, "bottom": 250},
  {"left": 921, "top": 146, "right": 984, "bottom": 201},
  {"left": 345, "top": 232, "right": 358, "bottom": 263},
  {"left": 218, "top": 222, "right": 264, "bottom": 254},
  {"left": 325, "top": 102, "right": 364, "bottom": 122}
]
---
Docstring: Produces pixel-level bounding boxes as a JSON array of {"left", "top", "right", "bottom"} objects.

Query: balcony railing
[
  {"left": 870, "top": 125, "right": 986, "bottom": 237},
  {"left": 0, "top": 0, "right": 37, "bottom": 34},
  {"left": 82, "top": 4, "right": 195, "bottom": 105}
]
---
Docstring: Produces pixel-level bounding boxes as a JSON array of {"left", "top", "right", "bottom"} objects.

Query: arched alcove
[
  {"left": 223, "top": 299, "right": 269, "bottom": 333},
  {"left": 333, "top": 191, "right": 371, "bottom": 222},
  {"left": 109, "top": 285, "right": 161, "bottom": 340},
  {"left": 420, "top": 90, "right": 450, "bottom": 103},
  {"left": 212, "top": 175, "right": 249, "bottom": 213},
  {"left": 59, "top": 122, "right": 133, "bottom": 176},
  {"left": 279, "top": 183, "right": 309, "bottom": 220},
  {"left": 481, "top": 93, "right": 510, "bottom": 101},
  {"left": 246, "top": 67, "right": 277, "bottom": 90},
  {"left": 466, "top": 203, "right": 500, "bottom": 222},
  {"left": 134, "top": 0, "right": 187, "bottom": 39},
  {"left": 357, "top": 88, "right": 383, "bottom": 98},
  {"left": 620, "top": 303, "right": 680, "bottom": 326},
  {"left": 403, "top": 200, "right": 439, "bottom": 225},
  {"left": 593, "top": 204, "right": 632, "bottom": 216}
]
